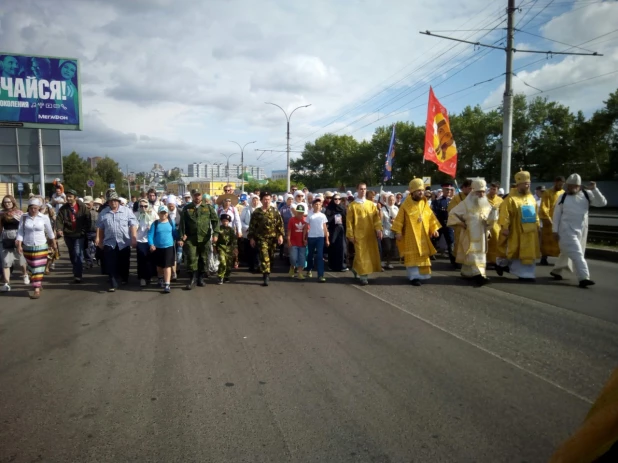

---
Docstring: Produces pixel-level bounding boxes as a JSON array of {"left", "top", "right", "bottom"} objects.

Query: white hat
[
  {"left": 471, "top": 178, "right": 487, "bottom": 192},
  {"left": 119, "top": 197, "right": 127, "bottom": 205},
  {"left": 294, "top": 190, "right": 304, "bottom": 198},
  {"left": 566, "top": 173, "right": 581, "bottom": 186},
  {"left": 498, "top": 187, "right": 505, "bottom": 195},
  {"left": 84, "top": 195, "right": 93, "bottom": 202},
  {"left": 28, "top": 197, "right": 42, "bottom": 207},
  {"left": 184, "top": 192, "right": 191, "bottom": 197},
  {"left": 277, "top": 195, "right": 283, "bottom": 201},
  {"left": 167, "top": 194, "right": 177, "bottom": 205}
]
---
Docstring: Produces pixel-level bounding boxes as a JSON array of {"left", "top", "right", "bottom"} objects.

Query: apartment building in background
[{"left": 187, "top": 162, "right": 265, "bottom": 181}]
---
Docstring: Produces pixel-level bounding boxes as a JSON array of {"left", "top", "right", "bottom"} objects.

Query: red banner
[{"left": 423, "top": 87, "right": 457, "bottom": 177}]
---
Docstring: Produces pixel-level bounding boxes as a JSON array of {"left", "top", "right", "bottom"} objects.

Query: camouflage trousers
[
  {"left": 183, "top": 238, "right": 209, "bottom": 274},
  {"left": 256, "top": 238, "right": 277, "bottom": 274},
  {"left": 217, "top": 247, "right": 234, "bottom": 279}
]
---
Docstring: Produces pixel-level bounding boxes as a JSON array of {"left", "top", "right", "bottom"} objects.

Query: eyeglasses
[
  {"left": 139, "top": 205, "right": 148, "bottom": 208},
  {"left": 333, "top": 198, "right": 341, "bottom": 201}
]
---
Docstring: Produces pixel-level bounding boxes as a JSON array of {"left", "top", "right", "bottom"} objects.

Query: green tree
[
  {"left": 62, "top": 152, "right": 104, "bottom": 195},
  {"left": 95, "top": 156, "right": 126, "bottom": 195}
]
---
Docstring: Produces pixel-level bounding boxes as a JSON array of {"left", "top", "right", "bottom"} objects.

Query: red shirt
[{"left": 287, "top": 217, "right": 306, "bottom": 247}]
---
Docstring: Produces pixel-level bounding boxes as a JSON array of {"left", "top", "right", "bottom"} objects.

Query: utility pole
[
  {"left": 265, "top": 102, "right": 311, "bottom": 193},
  {"left": 419, "top": 0, "right": 601, "bottom": 187},
  {"left": 501, "top": 0, "right": 516, "bottom": 190},
  {"left": 230, "top": 140, "right": 257, "bottom": 193}
]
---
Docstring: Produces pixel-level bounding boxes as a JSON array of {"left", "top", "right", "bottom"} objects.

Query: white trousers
[
  {"left": 553, "top": 232, "right": 589, "bottom": 281},
  {"left": 406, "top": 267, "right": 431, "bottom": 280}
]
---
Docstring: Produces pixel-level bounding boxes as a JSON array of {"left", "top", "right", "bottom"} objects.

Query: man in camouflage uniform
[
  {"left": 247, "top": 191, "right": 284, "bottom": 286},
  {"left": 178, "top": 188, "right": 220, "bottom": 289},
  {"left": 215, "top": 213, "right": 237, "bottom": 284}
]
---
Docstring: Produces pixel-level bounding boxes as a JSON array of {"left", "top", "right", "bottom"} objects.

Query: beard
[{"left": 466, "top": 193, "right": 491, "bottom": 211}]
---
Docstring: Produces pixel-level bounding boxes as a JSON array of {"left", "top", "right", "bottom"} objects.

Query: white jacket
[{"left": 552, "top": 188, "right": 607, "bottom": 238}]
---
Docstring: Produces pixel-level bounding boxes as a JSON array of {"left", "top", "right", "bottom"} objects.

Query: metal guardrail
[{"left": 588, "top": 224, "right": 618, "bottom": 245}]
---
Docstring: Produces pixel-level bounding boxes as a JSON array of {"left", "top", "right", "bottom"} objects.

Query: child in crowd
[
  {"left": 287, "top": 204, "right": 307, "bottom": 279},
  {"left": 305, "top": 199, "right": 329, "bottom": 283},
  {"left": 215, "top": 213, "right": 237, "bottom": 284},
  {"left": 148, "top": 205, "right": 177, "bottom": 294}
]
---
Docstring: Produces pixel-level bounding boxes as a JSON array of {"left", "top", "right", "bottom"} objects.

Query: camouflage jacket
[
  {"left": 179, "top": 202, "right": 220, "bottom": 243},
  {"left": 247, "top": 206, "right": 284, "bottom": 242},
  {"left": 215, "top": 225, "right": 238, "bottom": 253}
]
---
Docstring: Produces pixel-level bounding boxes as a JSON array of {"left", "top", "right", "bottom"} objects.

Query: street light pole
[
  {"left": 229, "top": 141, "right": 256, "bottom": 193},
  {"left": 265, "top": 102, "right": 311, "bottom": 193}
]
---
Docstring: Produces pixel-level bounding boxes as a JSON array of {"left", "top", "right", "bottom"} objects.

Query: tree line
[{"left": 291, "top": 89, "right": 618, "bottom": 191}]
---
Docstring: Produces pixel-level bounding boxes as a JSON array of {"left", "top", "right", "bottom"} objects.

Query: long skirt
[
  {"left": 23, "top": 244, "right": 48, "bottom": 288},
  {"left": 327, "top": 225, "right": 347, "bottom": 271}
]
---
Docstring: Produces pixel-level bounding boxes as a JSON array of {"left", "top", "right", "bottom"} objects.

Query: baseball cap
[
  {"left": 158, "top": 205, "right": 169, "bottom": 213},
  {"left": 295, "top": 204, "right": 306, "bottom": 213},
  {"left": 191, "top": 188, "right": 201, "bottom": 195}
]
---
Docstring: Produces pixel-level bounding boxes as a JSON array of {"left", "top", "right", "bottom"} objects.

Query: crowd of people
[{"left": 0, "top": 171, "right": 607, "bottom": 299}]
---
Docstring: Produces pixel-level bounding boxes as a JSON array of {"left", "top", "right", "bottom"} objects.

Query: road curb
[{"left": 586, "top": 247, "right": 618, "bottom": 262}]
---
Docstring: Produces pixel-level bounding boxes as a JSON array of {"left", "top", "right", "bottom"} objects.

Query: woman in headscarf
[
  {"left": 381, "top": 192, "right": 399, "bottom": 269},
  {"left": 1, "top": 195, "right": 28, "bottom": 292},
  {"left": 135, "top": 198, "right": 157, "bottom": 287},
  {"left": 15, "top": 198, "right": 55, "bottom": 299},
  {"left": 40, "top": 199, "right": 60, "bottom": 274},
  {"left": 325, "top": 193, "right": 348, "bottom": 272}
]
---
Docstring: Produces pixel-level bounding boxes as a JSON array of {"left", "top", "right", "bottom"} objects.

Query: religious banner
[
  {"left": 383, "top": 124, "right": 396, "bottom": 182},
  {"left": 423, "top": 87, "right": 457, "bottom": 177}
]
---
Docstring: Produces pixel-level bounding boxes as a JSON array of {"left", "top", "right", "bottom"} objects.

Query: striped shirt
[{"left": 96, "top": 205, "right": 138, "bottom": 250}]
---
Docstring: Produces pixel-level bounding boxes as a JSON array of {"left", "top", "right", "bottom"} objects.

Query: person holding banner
[
  {"left": 496, "top": 170, "right": 541, "bottom": 281},
  {"left": 391, "top": 178, "right": 441, "bottom": 286}
]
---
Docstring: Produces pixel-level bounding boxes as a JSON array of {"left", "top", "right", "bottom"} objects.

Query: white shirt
[
  {"left": 553, "top": 188, "right": 607, "bottom": 234},
  {"left": 306, "top": 211, "right": 327, "bottom": 238},
  {"left": 16, "top": 213, "right": 55, "bottom": 246}
]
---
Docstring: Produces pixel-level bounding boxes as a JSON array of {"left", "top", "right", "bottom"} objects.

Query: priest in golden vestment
[
  {"left": 486, "top": 182, "right": 503, "bottom": 265},
  {"left": 538, "top": 176, "right": 565, "bottom": 265},
  {"left": 346, "top": 182, "right": 383, "bottom": 286},
  {"left": 447, "top": 179, "right": 473, "bottom": 268},
  {"left": 391, "top": 178, "right": 441, "bottom": 286},
  {"left": 447, "top": 178, "right": 498, "bottom": 285},
  {"left": 496, "top": 170, "right": 541, "bottom": 281}
]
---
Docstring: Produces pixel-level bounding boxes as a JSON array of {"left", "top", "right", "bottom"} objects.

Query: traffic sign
[
  {"left": 109, "top": 183, "right": 115, "bottom": 189},
  {"left": 422, "top": 177, "right": 431, "bottom": 186},
  {"left": 87, "top": 179, "right": 95, "bottom": 188},
  {"left": 17, "top": 182, "right": 23, "bottom": 192}
]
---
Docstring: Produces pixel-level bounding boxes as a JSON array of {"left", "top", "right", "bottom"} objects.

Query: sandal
[{"left": 30, "top": 289, "right": 41, "bottom": 299}]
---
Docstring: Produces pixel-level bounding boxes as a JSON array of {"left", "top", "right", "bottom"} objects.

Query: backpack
[{"left": 558, "top": 189, "right": 589, "bottom": 206}]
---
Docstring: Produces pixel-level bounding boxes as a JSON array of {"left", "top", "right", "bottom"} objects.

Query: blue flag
[{"left": 383, "top": 124, "right": 396, "bottom": 182}]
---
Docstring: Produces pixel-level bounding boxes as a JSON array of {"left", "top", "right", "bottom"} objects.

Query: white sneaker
[
  {"left": 1, "top": 283, "right": 10, "bottom": 292},
  {"left": 23, "top": 275, "right": 30, "bottom": 285}
]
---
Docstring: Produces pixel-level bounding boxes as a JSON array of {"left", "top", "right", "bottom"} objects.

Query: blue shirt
[
  {"left": 147, "top": 220, "right": 177, "bottom": 248},
  {"left": 96, "top": 205, "right": 138, "bottom": 250}
]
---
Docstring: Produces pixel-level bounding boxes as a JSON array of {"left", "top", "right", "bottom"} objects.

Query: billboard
[{"left": 0, "top": 52, "right": 81, "bottom": 130}]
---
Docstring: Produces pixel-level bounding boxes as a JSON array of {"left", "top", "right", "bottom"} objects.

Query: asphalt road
[{"left": 1, "top": 254, "right": 616, "bottom": 463}]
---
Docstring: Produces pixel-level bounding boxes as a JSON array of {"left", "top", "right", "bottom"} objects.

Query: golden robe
[
  {"left": 550, "top": 368, "right": 618, "bottom": 463},
  {"left": 346, "top": 200, "right": 383, "bottom": 275},
  {"left": 486, "top": 195, "right": 503, "bottom": 264},
  {"left": 391, "top": 197, "right": 441, "bottom": 275},
  {"left": 447, "top": 197, "right": 497, "bottom": 277},
  {"left": 448, "top": 192, "right": 468, "bottom": 264},
  {"left": 498, "top": 192, "right": 541, "bottom": 265},
  {"left": 539, "top": 187, "right": 564, "bottom": 257}
]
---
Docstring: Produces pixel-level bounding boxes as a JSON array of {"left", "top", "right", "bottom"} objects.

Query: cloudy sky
[{"left": 2, "top": 0, "right": 617, "bottom": 174}]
